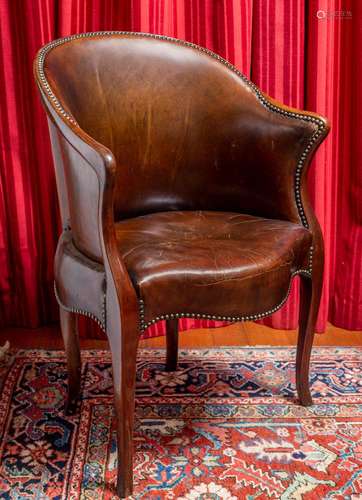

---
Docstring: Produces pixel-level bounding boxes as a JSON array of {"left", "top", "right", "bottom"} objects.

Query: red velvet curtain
[{"left": 0, "top": 0, "right": 361, "bottom": 338}]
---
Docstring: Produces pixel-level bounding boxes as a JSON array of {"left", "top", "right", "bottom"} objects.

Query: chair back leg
[
  {"left": 60, "top": 308, "right": 81, "bottom": 414},
  {"left": 166, "top": 319, "right": 179, "bottom": 371}
]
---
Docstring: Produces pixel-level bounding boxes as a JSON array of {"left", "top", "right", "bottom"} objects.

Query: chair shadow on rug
[{"left": 34, "top": 32, "right": 329, "bottom": 497}]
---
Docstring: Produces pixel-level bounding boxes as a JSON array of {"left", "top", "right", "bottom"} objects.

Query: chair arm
[
  {"left": 42, "top": 94, "right": 114, "bottom": 263},
  {"left": 34, "top": 73, "right": 138, "bottom": 319},
  {"left": 229, "top": 90, "right": 330, "bottom": 233}
]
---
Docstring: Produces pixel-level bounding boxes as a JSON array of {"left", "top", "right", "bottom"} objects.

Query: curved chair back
[{"left": 40, "top": 33, "right": 313, "bottom": 222}]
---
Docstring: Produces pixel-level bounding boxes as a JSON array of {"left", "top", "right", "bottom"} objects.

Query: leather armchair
[{"left": 34, "top": 32, "right": 329, "bottom": 498}]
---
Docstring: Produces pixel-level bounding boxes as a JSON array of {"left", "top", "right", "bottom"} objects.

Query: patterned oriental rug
[{"left": 0, "top": 347, "right": 362, "bottom": 499}]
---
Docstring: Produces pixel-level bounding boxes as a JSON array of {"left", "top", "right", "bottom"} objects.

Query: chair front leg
[
  {"left": 59, "top": 307, "right": 81, "bottom": 415},
  {"left": 296, "top": 267, "right": 323, "bottom": 406},
  {"left": 166, "top": 319, "right": 179, "bottom": 372},
  {"left": 106, "top": 297, "right": 140, "bottom": 498}
]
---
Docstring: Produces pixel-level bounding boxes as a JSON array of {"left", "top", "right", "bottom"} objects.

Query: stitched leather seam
[{"left": 138, "top": 268, "right": 312, "bottom": 331}]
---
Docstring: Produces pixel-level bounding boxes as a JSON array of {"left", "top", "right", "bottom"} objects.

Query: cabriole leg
[
  {"left": 296, "top": 272, "right": 323, "bottom": 406},
  {"left": 107, "top": 309, "right": 140, "bottom": 498}
]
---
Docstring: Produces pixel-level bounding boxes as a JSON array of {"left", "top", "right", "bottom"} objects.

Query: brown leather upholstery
[
  {"left": 43, "top": 34, "right": 316, "bottom": 228},
  {"left": 34, "top": 32, "right": 329, "bottom": 497},
  {"left": 116, "top": 211, "right": 312, "bottom": 326}
]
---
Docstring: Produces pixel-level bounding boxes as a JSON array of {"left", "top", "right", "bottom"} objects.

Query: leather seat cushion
[{"left": 115, "top": 211, "right": 312, "bottom": 326}]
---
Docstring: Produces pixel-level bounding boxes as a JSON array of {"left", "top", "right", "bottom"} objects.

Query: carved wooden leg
[
  {"left": 107, "top": 308, "right": 140, "bottom": 498},
  {"left": 165, "top": 319, "right": 179, "bottom": 372},
  {"left": 296, "top": 272, "right": 323, "bottom": 406},
  {"left": 59, "top": 307, "right": 81, "bottom": 415}
]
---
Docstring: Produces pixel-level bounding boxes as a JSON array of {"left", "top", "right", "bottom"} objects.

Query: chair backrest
[{"left": 40, "top": 33, "right": 310, "bottom": 222}]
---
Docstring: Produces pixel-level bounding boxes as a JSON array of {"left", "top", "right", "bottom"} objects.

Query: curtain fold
[{"left": 0, "top": 0, "right": 360, "bottom": 338}]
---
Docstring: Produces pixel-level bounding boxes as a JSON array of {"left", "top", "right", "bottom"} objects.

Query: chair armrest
[
  {"left": 34, "top": 67, "right": 138, "bottom": 317},
  {"left": 42, "top": 92, "right": 114, "bottom": 263},
  {"left": 228, "top": 89, "right": 330, "bottom": 232},
  {"left": 43, "top": 98, "right": 139, "bottom": 319},
  {"left": 240, "top": 90, "right": 330, "bottom": 274}
]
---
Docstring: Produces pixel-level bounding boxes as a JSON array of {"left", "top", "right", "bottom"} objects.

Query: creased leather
[
  {"left": 43, "top": 35, "right": 317, "bottom": 224},
  {"left": 35, "top": 33, "right": 329, "bottom": 498},
  {"left": 34, "top": 33, "right": 328, "bottom": 330},
  {"left": 116, "top": 211, "right": 312, "bottom": 322}
]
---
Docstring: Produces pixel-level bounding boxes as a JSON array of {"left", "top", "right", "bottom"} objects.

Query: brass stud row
[
  {"left": 138, "top": 268, "right": 312, "bottom": 331},
  {"left": 39, "top": 32, "right": 323, "bottom": 333},
  {"left": 37, "top": 31, "right": 326, "bottom": 271},
  {"left": 54, "top": 281, "right": 106, "bottom": 332}
]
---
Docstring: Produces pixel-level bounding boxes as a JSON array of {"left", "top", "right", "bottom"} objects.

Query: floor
[{"left": 1, "top": 321, "right": 361, "bottom": 350}]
